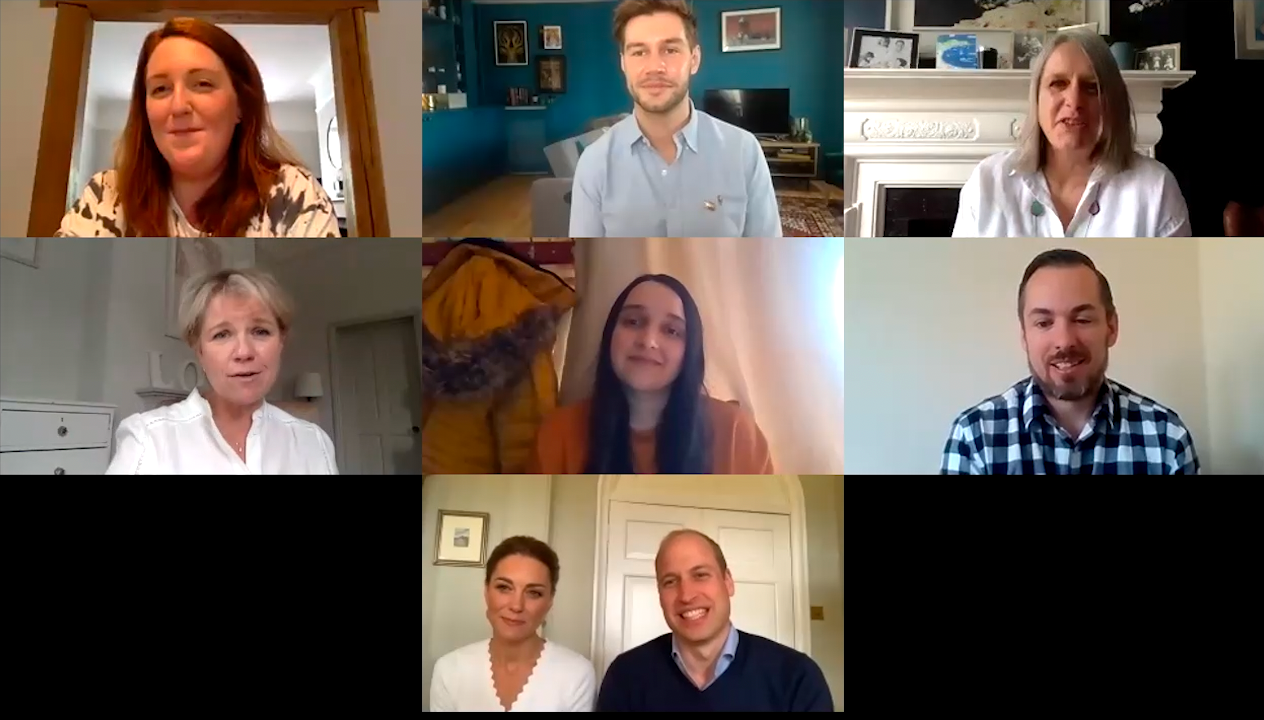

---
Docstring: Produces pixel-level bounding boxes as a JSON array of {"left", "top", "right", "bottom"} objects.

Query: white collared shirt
[
  {"left": 105, "top": 389, "right": 338, "bottom": 475},
  {"left": 952, "top": 150, "right": 1192, "bottom": 237}
]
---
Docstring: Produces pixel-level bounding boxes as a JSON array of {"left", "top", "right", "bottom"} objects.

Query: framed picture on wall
[
  {"left": 537, "top": 55, "right": 567, "bottom": 94},
  {"left": 494, "top": 20, "right": 529, "bottom": 66},
  {"left": 1234, "top": 0, "right": 1264, "bottom": 60},
  {"left": 541, "top": 24, "right": 563, "bottom": 50},
  {"left": 434, "top": 510, "right": 490, "bottom": 567},
  {"left": 721, "top": 7, "right": 782, "bottom": 52}
]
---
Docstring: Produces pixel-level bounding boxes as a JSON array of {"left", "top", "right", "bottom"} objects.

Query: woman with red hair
[{"left": 57, "top": 18, "right": 339, "bottom": 237}]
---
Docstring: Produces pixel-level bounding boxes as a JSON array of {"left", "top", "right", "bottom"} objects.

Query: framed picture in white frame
[
  {"left": 1234, "top": 0, "right": 1264, "bottom": 60},
  {"left": 721, "top": 7, "right": 782, "bottom": 53},
  {"left": 0, "top": 238, "right": 39, "bottom": 268}
]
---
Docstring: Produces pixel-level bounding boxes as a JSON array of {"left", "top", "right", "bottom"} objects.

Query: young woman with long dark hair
[{"left": 530, "top": 274, "right": 772, "bottom": 474}]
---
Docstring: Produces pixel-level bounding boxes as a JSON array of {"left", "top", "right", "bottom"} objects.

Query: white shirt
[
  {"left": 429, "top": 639, "right": 596, "bottom": 712},
  {"left": 953, "top": 150, "right": 1192, "bottom": 237},
  {"left": 105, "top": 389, "right": 338, "bottom": 475}
]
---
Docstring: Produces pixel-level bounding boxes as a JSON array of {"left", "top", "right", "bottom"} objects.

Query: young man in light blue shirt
[{"left": 569, "top": 0, "right": 782, "bottom": 238}]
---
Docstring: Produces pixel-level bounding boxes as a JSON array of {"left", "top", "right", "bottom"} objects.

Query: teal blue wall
[
  {"left": 474, "top": 0, "right": 843, "bottom": 172},
  {"left": 423, "top": 0, "right": 844, "bottom": 213}
]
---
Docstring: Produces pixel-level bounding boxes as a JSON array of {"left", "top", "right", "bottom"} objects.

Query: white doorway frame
[
  {"left": 326, "top": 308, "right": 424, "bottom": 472},
  {"left": 589, "top": 474, "right": 812, "bottom": 675}
]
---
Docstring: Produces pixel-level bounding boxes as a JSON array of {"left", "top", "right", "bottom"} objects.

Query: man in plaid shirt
[{"left": 941, "top": 248, "right": 1200, "bottom": 475}]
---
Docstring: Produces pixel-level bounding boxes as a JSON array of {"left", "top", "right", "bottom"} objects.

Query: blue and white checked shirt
[
  {"left": 941, "top": 377, "right": 1200, "bottom": 475},
  {"left": 569, "top": 102, "right": 782, "bottom": 238}
]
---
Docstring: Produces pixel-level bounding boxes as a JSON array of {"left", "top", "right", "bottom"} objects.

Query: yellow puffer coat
[{"left": 422, "top": 240, "right": 577, "bottom": 474}]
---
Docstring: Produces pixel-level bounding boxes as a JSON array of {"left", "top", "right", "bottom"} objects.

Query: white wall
[
  {"left": 1197, "top": 240, "right": 1264, "bottom": 474},
  {"left": 263, "top": 239, "right": 423, "bottom": 440},
  {"left": 1, "top": 238, "right": 418, "bottom": 450},
  {"left": 420, "top": 474, "right": 846, "bottom": 712},
  {"left": 0, "top": 240, "right": 111, "bottom": 402},
  {"left": 0, "top": 0, "right": 421, "bottom": 237},
  {"left": 421, "top": 475, "right": 555, "bottom": 713},
  {"left": 841, "top": 238, "right": 1260, "bottom": 474}
]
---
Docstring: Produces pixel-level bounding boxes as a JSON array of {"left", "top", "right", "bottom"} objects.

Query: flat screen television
[{"left": 702, "top": 88, "right": 791, "bottom": 137}]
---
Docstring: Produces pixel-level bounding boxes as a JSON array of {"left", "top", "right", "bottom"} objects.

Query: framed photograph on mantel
[{"left": 848, "top": 28, "right": 920, "bottom": 69}]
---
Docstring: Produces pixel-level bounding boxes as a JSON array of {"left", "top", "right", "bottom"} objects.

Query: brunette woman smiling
[
  {"left": 530, "top": 274, "right": 773, "bottom": 474},
  {"left": 428, "top": 536, "right": 595, "bottom": 711}
]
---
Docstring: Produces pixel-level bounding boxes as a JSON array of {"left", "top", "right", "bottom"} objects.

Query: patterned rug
[{"left": 778, "top": 196, "right": 844, "bottom": 237}]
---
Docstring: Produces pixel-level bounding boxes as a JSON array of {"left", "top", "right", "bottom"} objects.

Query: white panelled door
[
  {"left": 599, "top": 500, "right": 795, "bottom": 676},
  {"left": 332, "top": 316, "right": 422, "bottom": 474}
]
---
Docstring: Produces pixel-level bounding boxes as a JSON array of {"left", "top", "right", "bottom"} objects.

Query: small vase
[{"left": 1110, "top": 42, "right": 1135, "bottom": 69}]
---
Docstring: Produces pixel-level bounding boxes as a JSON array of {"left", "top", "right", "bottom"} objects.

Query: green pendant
[{"left": 1031, "top": 200, "right": 1045, "bottom": 217}]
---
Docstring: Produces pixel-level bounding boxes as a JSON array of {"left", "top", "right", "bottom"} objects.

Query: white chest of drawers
[{"left": 0, "top": 398, "right": 117, "bottom": 476}]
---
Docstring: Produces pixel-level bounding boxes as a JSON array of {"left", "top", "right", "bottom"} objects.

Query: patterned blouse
[{"left": 55, "top": 164, "right": 341, "bottom": 237}]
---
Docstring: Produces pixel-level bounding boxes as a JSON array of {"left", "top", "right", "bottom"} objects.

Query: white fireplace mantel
[{"left": 842, "top": 69, "right": 1195, "bottom": 236}]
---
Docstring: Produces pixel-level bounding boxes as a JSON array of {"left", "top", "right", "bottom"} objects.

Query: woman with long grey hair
[{"left": 952, "top": 30, "right": 1190, "bottom": 238}]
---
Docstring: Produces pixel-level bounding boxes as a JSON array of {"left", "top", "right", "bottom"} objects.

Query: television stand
[{"left": 759, "top": 139, "right": 820, "bottom": 188}]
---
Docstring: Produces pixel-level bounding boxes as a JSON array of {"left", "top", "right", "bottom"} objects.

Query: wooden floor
[
  {"left": 422, "top": 175, "right": 846, "bottom": 239},
  {"left": 424, "top": 175, "right": 539, "bottom": 238}
]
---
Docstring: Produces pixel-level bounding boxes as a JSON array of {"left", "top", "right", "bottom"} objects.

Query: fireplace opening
[{"left": 881, "top": 187, "right": 962, "bottom": 237}]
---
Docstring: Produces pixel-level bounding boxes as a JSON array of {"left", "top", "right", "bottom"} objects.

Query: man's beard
[
  {"left": 630, "top": 78, "right": 690, "bottom": 115},
  {"left": 1028, "top": 352, "right": 1108, "bottom": 403}
]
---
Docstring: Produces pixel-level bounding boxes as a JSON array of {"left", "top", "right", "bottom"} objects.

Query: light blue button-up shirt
[
  {"left": 569, "top": 103, "right": 782, "bottom": 238},
  {"left": 670, "top": 623, "right": 740, "bottom": 690}
]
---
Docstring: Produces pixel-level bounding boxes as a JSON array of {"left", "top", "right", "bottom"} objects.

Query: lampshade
[{"left": 295, "top": 372, "right": 324, "bottom": 399}]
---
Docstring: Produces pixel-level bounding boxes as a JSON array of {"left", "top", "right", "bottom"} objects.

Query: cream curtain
[{"left": 558, "top": 237, "right": 844, "bottom": 474}]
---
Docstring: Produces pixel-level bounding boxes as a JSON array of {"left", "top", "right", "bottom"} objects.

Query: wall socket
[{"left": 810, "top": 605, "right": 824, "bottom": 620}]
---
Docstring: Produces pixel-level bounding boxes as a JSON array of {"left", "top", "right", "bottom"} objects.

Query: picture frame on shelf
[
  {"left": 1134, "top": 42, "right": 1180, "bottom": 70},
  {"left": 720, "top": 7, "right": 782, "bottom": 53},
  {"left": 915, "top": 27, "right": 1016, "bottom": 69},
  {"left": 493, "top": 20, "right": 529, "bottom": 66},
  {"left": 1013, "top": 29, "right": 1048, "bottom": 70},
  {"left": 847, "top": 28, "right": 920, "bottom": 69}
]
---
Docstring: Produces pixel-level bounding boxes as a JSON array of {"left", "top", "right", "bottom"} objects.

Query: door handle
[{"left": 411, "top": 426, "right": 420, "bottom": 434}]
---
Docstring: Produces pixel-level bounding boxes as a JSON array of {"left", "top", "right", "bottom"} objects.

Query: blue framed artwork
[{"left": 936, "top": 34, "right": 980, "bottom": 69}]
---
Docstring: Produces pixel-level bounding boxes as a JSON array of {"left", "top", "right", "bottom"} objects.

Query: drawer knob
[
  {"left": 54, "top": 467, "right": 66, "bottom": 475},
  {"left": 57, "top": 426, "right": 68, "bottom": 437}
]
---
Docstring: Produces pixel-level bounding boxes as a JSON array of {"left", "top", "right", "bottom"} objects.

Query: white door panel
[
  {"left": 333, "top": 316, "right": 422, "bottom": 474},
  {"left": 601, "top": 500, "right": 795, "bottom": 676}
]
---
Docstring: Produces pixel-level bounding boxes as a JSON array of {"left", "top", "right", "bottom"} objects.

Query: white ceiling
[{"left": 87, "top": 23, "right": 331, "bottom": 102}]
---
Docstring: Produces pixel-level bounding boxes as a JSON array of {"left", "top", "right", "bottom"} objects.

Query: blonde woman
[
  {"left": 105, "top": 268, "right": 337, "bottom": 474},
  {"left": 953, "top": 30, "right": 1190, "bottom": 238}
]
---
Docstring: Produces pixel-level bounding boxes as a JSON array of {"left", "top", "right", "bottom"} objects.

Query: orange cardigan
[{"left": 529, "top": 396, "right": 775, "bottom": 474}]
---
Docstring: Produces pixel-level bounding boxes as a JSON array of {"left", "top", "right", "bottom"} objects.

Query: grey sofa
[{"left": 532, "top": 114, "right": 628, "bottom": 236}]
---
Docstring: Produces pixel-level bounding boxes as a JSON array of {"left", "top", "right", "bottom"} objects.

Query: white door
[
  {"left": 599, "top": 500, "right": 796, "bottom": 676},
  {"left": 332, "top": 316, "right": 422, "bottom": 474}
]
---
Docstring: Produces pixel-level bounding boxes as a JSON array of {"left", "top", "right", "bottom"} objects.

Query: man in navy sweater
[{"left": 595, "top": 529, "right": 834, "bottom": 711}]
